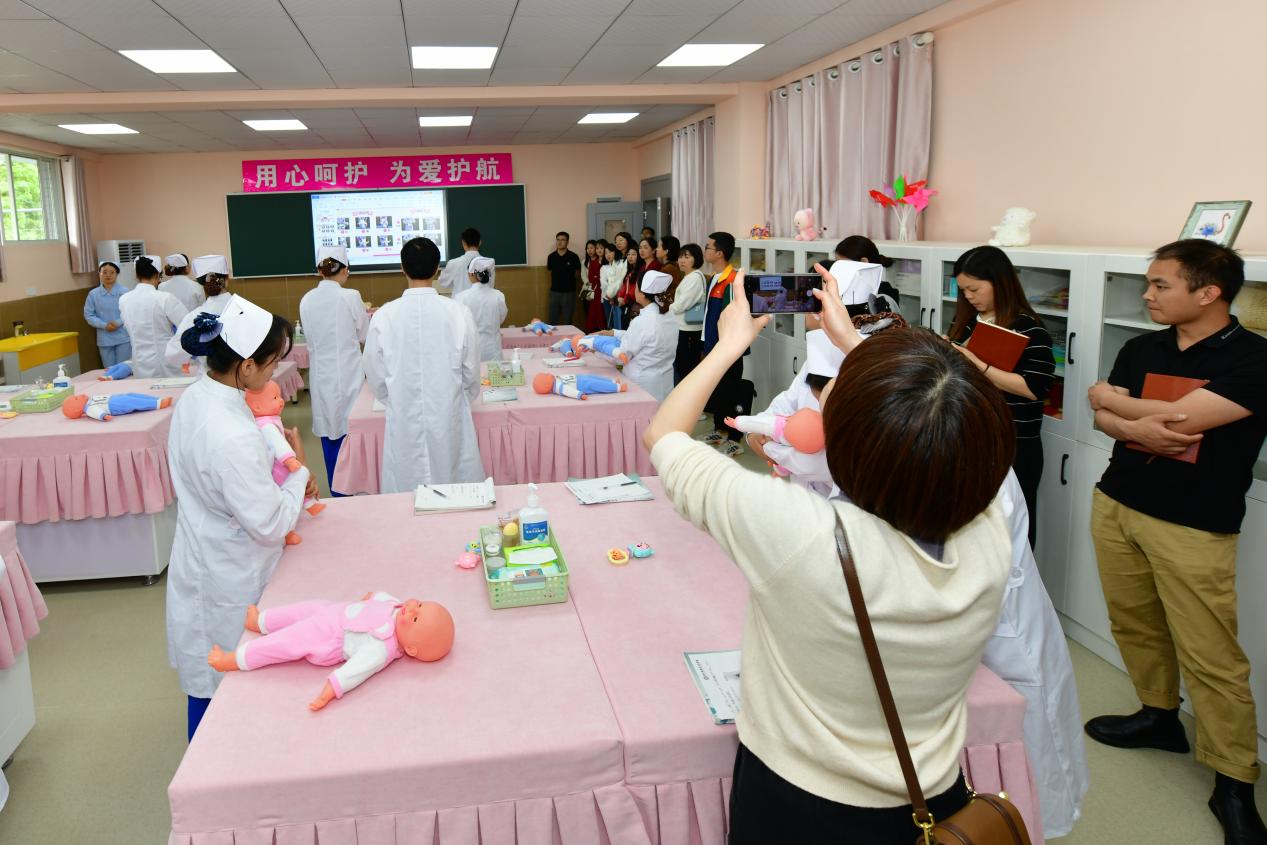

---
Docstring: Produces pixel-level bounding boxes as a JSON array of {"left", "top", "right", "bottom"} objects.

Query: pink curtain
[
  {"left": 670, "top": 117, "right": 715, "bottom": 246},
  {"left": 766, "top": 34, "right": 933, "bottom": 241},
  {"left": 61, "top": 155, "right": 94, "bottom": 274}
]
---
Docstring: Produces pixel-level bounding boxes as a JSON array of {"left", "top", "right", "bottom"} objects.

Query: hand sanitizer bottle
[
  {"left": 519, "top": 483, "right": 549, "bottom": 546},
  {"left": 511, "top": 347, "right": 522, "bottom": 375},
  {"left": 53, "top": 363, "right": 71, "bottom": 389}
]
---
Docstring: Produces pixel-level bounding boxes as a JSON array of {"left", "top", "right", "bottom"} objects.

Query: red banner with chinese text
[{"left": 241, "top": 153, "right": 513, "bottom": 192}]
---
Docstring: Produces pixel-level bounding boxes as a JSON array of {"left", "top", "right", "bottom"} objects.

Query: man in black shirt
[
  {"left": 1084, "top": 239, "right": 1267, "bottom": 843},
  {"left": 545, "top": 231, "right": 581, "bottom": 326}
]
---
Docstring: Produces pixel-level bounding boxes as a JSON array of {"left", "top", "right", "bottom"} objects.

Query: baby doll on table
[{"left": 245, "top": 380, "right": 324, "bottom": 544}]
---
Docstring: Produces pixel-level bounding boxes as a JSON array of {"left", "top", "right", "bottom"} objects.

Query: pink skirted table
[
  {"left": 168, "top": 482, "right": 1044, "bottom": 845},
  {"left": 282, "top": 342, "right": 309, "bottom": 369},
  {"left": 0, "top": 521, "right": 47, "bottom": 767},
  {"left": 273, "top": 360, "right": 304, "bottom": 404},
  {"left": 501, "top": 325, "right": 581, "bottom": 350},
  {"left": 332, "top": 356, "right": 656, "bottom": 494}
]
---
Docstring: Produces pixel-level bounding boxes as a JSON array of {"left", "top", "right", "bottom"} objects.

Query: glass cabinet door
[
  {"left": 774, "top": 248, "right": 796, "bottom": 273},
  {"left": 747, "top": 248, "right": 767, "bottom": 272},
  {"left": 889, "top": 257, "right": 926, "bottom": 328}
]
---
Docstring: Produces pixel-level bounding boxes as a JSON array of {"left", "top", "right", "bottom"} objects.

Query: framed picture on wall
[{"left": 1180, "top": 200, "right": 1251, "bottom": 246}]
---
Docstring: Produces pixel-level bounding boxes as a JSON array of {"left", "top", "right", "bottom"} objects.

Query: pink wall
[
  {"left": 637, "top": 136, "right": 671, "bottom": 182},
  {"left": 714, "top": 83, "right": 767, "bottom": 237},
  {"left": 92, "top": 143, "right": 642, "bottom": 273},
  {"left": 924, "top": 0, "right": 1267, "bottom": 251}
]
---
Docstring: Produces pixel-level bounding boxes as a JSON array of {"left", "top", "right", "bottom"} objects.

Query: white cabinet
[
  {"left": 1060, "top": 443, "right": 1117, "bottom": 665},
  {"left": 1034, "top": 430, "right": 1076, "bottom": 615},
  {"left": 1236, "top": 497, "right": 1267, "bottom": 762}
]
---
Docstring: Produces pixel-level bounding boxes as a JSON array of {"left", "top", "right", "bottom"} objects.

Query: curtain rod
[{"left": 775, "top": 31, "right": 934, "bottom": 96}]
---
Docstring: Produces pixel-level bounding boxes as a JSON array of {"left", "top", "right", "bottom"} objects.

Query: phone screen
[{"left": 743, "top": 273, "right": 823, "bottom": 315}]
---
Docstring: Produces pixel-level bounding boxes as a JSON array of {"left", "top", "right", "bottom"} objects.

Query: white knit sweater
[{"left": 651, "top": 432, "right": 1011, "bottom": 807}]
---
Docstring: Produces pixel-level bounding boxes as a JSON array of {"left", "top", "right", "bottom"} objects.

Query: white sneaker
[
  {"left": 718, "top": 441, "right": 744, "bottom": 459},
  {"left": 695, "top": 430, "right": 728, "bottom": 447}
]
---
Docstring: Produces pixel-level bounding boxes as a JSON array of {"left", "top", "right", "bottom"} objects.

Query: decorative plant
[{"left": 868, "top": 175, "right": 937, "bottom": 240}]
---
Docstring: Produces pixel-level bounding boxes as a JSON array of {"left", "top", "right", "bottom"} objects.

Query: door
[
  {"left": 1034, "top": 430, "right": 1075, "bottom": 613},
  {"left": 1064, "top": 443, "right": 1116, "bottom": 655},
  {"left": 587, "top": 202, "right": 643, "bottom": 243},
  {"left": 640, "top": 175, "right": 671, "bottom": 238}
]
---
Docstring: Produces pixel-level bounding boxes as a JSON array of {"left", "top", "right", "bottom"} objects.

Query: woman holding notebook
[{"left": 946, "top": 245, "right": 1055, "bottom": 547}]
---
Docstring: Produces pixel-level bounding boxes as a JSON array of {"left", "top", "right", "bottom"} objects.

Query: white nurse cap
[
  {"left": 640, "top": 270, "right": 672, "bottom": 295},
  {"left": 164, "top": 254, "right": 188, "bottom": 269},
  {"left": 218, "top": 294, "right": 274, "bottom": 359},
  {"left": 805, "top": 329, "right": 846, "bottom": 378},
  {"left": 469, "top": 256, "right": 495, "bottom": 274},
  {"left": 317, "top": 245, "right": 349, "bottom": 267},
  {"left": 193, "top": 254, "right": 229, "bottom": 277}
]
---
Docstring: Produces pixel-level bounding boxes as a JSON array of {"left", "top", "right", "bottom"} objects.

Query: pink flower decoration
[{"left": 901, "top": 186, "right": 938, "bottom": 212}]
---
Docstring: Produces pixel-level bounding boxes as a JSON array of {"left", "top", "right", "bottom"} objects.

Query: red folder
[
  {"left": 965, "top": 321, "right": 1029, "bottom": 372},
  {"left": 1125, "top": 373, "right": 1209, "bottom": 464}
]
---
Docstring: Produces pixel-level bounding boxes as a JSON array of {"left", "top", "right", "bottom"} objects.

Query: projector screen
[{"left": 310, "top": 189, "right": 447, "bottom": 271}]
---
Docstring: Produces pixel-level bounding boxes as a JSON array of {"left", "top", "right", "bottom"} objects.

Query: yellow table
[{"left": 0, "top": 332, "right": 80, "bottom": 385}]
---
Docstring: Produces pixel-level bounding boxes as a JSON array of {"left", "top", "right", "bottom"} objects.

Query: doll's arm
[
  {"left": 321, "top": 639, "right": 391, "bottom": 704},
  {"left": 258, "top": 422, "right": 298, "bottom": 465}
]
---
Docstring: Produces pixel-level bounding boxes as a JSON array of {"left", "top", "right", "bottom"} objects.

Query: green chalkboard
[{"left": 226, "top": 184, "right": 527, "bottom": 277}]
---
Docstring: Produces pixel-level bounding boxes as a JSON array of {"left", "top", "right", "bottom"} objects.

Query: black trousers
[
  {"left": 728, "top": 743, "right": 971, "bottom": 844},
  {"left": 674, "top": 329, "right": 703, "bottom": 385},
  {"left": 706, "top": 357, "right": 744, "bottom": 441},
  {"left": 1012, "top": 435, "right": 1043, "bottom": 549}
]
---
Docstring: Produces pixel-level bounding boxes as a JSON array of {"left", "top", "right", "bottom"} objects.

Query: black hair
[
  {"left": 555, "top": 231, "right": 570, "bottom": 241},
  {"left": 680, "top": 243, "right": 704, "bottom": 270},
  {"left": 835, "top": 235, "right": 894, "bottom": 268},
  {"left": 460, "top": 227, "right": 481, "bottom": 248},
  {"left": 135, "top": 256, "right": 160, "bottom": 282},
  {"left": 642, "top": 226, "right": 655, "bottom": 238},
  {"left": 317, "top": 256, "right": 347, "bottom": 277},
  {"left": 199, "top": 273, "right": 228, "bottom": 298},
  {"left": 640, "top": 236, "right": 658, "bottom": 252},
  {"left": 181, "top": 311, "right": 293, "bottom": 377},
  {"left": 164, "top": 260, "right": 190, "bottom": 276},
  {"left": 660, "top": 235, "right": 681, "bottom": 263},
  {"left": 98, "top": 261, "right": 120, "bottom": 274},
  {"left": 603, "top": 240, "right": 620, "bottom": 257},
  {"left": 805, "top": 373, "right": 832, "bottom": 392},
  {"left": 471, "top": 266, "right": 493, "bottom": 285},
  {"left": 1152, "top": 238, "right": 1245, "bottom": 302},
  {"left": 708, "top": 231, "right": 736, "bottom": 262},
  {"left": 401, "top": 237, "right": 441, "bottom": 281},
  {"left": 947, "top": 246, "right": 1039, "bottom": 341},
  {"left": 614, "top": 232, "right": 634, "bottom": 252}
]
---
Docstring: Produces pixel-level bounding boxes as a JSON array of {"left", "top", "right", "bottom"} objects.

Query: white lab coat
[
  {"left": 159, "top": 274, "right": 205, "bottom": 314},
  {"left": 167, "top": 291, "right": 232, "bottom": 376},
  {"left": 119, "top": 283, "right": 188, "bottom": 378},
  {"left": 613, "top": 305, "right": 677, "bottom": 401},
  {"left": 758, "top": 365, "right": 834, "bottom": 497},
  {"left": 982, "top": 471, "right": 1088, "bottom": 839},
  {"left": 454, "top": 282, "right": 508, "bottom": 363},
  {"left": 166, "top": 375, "right": 309, "bottom": 699},
  {"left": 437, "top": 250, "right": 491, "bottom": 297},
  {"left": 362, "top": 287, "right": 483, "bottom": 492},
  {"left": 299, "top": 280, "right": 369, "bottom": 439}
]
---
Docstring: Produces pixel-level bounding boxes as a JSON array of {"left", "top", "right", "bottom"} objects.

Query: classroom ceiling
[{"left": 0, "top": 0, "right": 949, "bottom": 152}]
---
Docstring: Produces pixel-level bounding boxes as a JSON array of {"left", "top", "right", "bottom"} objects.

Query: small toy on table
[
  {"left": 98, "top": 362, "right": 133, "bottom": 381},
  {"left": 725, "top": 408, "right": 826, "bottom": 476},
  {"left": 628, "top": 542, "right": 654, "bottom": 559},
  {"left": 525, "top": 318, "right": 555, "bottom": 335},
  {"left": 532, "top": 372, "right": 627, "bottom": 401},
  {"left": 245, "top": 380, "right": 324, "bottom": 545},
  {"left": 455, "top": 552, "right": 481, "bottom": 570},
  {"left": 207, "top": 592, "right": 454, "bottom": 711},
  {"left": 606, "top": 548, "right": 630, "bottom": 566},
  {"left": 62, "top": 392, "right": 171, "bottom": 421},
  {"left": 577, "top": 334, "right": 627, "bottom": 365}
]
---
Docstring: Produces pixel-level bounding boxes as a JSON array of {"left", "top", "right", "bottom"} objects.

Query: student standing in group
[
  {"left": 167, "top": 255, "right": 234, "bottom": 376},
  {"left": 641, "top": 226, "right": 655, "bottom": 242},
  {"left": 160, "top": 253, "right": 204, "bottom": 314},
  {"left": 613, "top": 231, "right": 634, "bottom": 259},
  {"left": 696, "top": 231, "right": 746, "bottom": 457},
  {"left": 946, "top": 245, "right": 1055, "bottom": 546},
  {"left": 299, "top": 245, "right": 368, "bottom": 496},
  {"left": 656, "top": 235, "right": 683, "bottom": 288},
  {"left": 1083, "top": 239, "right": 1267, "bottom": 843},
  {"left": 437, "top": 227, "right": 490, "bottom": 297},
  {"left": 455, "top": 256, "right": 507, "bottom": 363},
  {"left": 619, "top": 245, "right": 643, "bottom": 327},
  {"left": 833, "top": 235, "right": 903, "bottom": 304},
  {"left": 604, "top": 270, "right": 678, "bottom": 401},
  {"left": 84, "top": 260, "right": 131, "bottom": 368},
  {"left": 600, "top": 241, "right": 627, "bottom": 330},
  {"left": 363, "top": 237, "right": 482, "bottom": 492},
  {"left": 166, "top": 294, "right": 309, "bottom": 739},
  {"left": 119, "top": 255, "right": 187, "bottom": 377},
  {"left": 637, "top": 235, "right": 663, "bottom": 283},
  {"left": 581, "top": 239, "right": 606, "bottom": 333},
  {"left": 546, "top": 231, "right": 581, "bottom": 326},
  {"left": 669, "top": 242, "right": 707, "bottom": 384}
]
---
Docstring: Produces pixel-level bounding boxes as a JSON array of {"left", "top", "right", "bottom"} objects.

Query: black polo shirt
[
  {"left": 547, "top": 249, "right": 581, "bottom": 293},
  {"left": 1097, "top": 317, "right": 1267, "bottom": 534}
]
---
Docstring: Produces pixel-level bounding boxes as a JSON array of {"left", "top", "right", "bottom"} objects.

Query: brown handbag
[{"left": 832, "top": 515, "right": 1032, "bottom": 845}]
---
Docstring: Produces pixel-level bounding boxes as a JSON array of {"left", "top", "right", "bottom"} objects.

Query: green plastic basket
[
  {"left": 13, "top": 385, "right": 74, "bottom": 413},
  {"left": 483, "top": 530, "right": 569, "bottom": 609},
  {"left": 485, "top": 361, "right": 525, "bottom": 387}
]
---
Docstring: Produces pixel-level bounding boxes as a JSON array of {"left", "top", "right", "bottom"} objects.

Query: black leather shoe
[
  {"left": 1084, "top": 705, "right": 1190, "bottom": 753},
  {"left": 1209, "top": 773, "right": 1267, "bottom": 844}
]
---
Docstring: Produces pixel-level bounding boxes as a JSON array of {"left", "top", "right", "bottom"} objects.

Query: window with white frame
[{"left": 0, "top": 151, "right": 62, "bottom": 242}]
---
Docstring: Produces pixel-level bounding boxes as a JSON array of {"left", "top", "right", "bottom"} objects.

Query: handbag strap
[{"left": 832, "top": 512, "right": 935, "bottom": 831}]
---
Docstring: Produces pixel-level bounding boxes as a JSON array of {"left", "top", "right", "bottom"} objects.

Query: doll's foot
[
  {"left": 618, "top": 381, "right": 628, "bottom": 392},
  {"left": 244, "top": 604, "right": 261, "bottom": 633},
  {"left": 159, "top": 397, "right": 172, "bottom": 409},
  {"left": 207, "top": 645, "right": 238, "bottom": 672},
  {"left": 285, "top": 531, "right": 303, "bottom": 546},
  {"left": 306, "top": 502, "right": 326, "bottom": 516}
]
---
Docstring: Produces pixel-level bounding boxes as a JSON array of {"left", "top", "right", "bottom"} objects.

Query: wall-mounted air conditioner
[{"left": 96, "top": 239, "right": 146, "bottom": 288}]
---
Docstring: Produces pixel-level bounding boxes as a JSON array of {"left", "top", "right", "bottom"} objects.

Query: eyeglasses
[{"left": 703, "top": 244, "right": 717, "bottom": 252}]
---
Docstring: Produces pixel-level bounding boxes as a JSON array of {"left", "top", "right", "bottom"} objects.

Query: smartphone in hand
[{"left": 743, "top": 273, "right": 824, "bottom": 315}]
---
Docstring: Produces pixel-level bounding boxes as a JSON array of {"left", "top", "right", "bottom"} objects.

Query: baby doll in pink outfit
[
  {"left": 208, "top": 592, "right": 455, "bottom": 711},
  {"left": 244, "top": 380, "right": 324, "bottom": 545}
]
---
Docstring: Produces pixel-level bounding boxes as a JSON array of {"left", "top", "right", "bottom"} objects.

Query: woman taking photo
[
  {"left": 643, "top": 269, "right": 1015, "bottom": 842},
  {"left": 166, "top": 295, "right": 313, "bottom": 739},
  {"left": 946, "top": 245, "right": 1055, "bottom": 546},
  {"left": 669, "top": 242, "right": 706, "bottom": 384}
]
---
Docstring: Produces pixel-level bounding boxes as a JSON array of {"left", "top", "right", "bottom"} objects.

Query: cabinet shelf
[
  {"left": 1104, "top": 316, "right": 1161, "bottom": 331},
  {"left": 940, "top": 295, "right": 1068, "bottom": 318}
]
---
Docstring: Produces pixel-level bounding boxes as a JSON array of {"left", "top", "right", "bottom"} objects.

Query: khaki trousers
[{"left": 1091, "top": 490, "right": 1259, "bottom": 782}]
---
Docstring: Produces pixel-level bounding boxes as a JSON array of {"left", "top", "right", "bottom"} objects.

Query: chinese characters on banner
[{"left": 241, "top": 153, "right": 513, "bottom": 192}]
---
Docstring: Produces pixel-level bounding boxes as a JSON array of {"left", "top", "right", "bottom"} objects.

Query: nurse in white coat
[
  {"left": 159, "top": 253, "right": 205, "bottom": 314},
  {"left": 167, "top": 255, "right": 233, "bottom": 376},
  {"left": 454, "top": 256, "right": 507, "bottom": 363},
  {"left": 363, "top": 236, "right": 483, "bottom": 492},
  {"left": 608, "top": 269, "right": 678, "bottom": 401},
  {"left": 299, "top": 245, "right": 368, "bottom": 494},
  {"left": 119, "top": 255, "right": 188, "bottom": 377},
  {"left": 166, "top": 294, "right": 310, "bottom": 739}
]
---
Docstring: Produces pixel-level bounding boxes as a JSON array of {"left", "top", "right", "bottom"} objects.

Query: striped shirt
[{"left": 960, "top": 312, "right": 1055, "bottom": 439}]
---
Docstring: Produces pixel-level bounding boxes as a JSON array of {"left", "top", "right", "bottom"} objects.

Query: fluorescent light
[
  {"left": 119, "top": 49, "right": 237, "bottom": 74},
  {"left": 243, "top": 119, "right": 307, "bottom": 131},
  {"left": 578, "top": 112, "right": 639, "bottom": 124},
  {"left": 411, "top": 46, "right": 498, "bottom": 69},
  {"left": 59, "top": 123, "right": 138, "bottom": 135},
  {"left": 419, "top": 116, "right": 473, "bottom": 127},
  {"left": 658, "top": 43, "right": 763, "bottom": 67}
]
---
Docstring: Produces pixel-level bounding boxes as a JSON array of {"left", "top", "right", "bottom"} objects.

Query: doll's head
[
  {"left": 62, "top": 394, "right": 90, "bottom": 419},
  {"left": 244, "top": 380, "right": 285, "bottom": 418},
  {"left": 794, "top": 208, "right": 815, "bottom": 233},
  {"left": 396, "top": 599, "right": 454, "bottom": 661},
  {"left": 532, "top": 372, "right": 556, "bottom": 394}
]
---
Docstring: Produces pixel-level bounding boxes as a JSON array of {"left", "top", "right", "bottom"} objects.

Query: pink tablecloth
[
  {"left": 332, "top": 356, "right": 656, "bottom": 494},
  {"left": 0, "top": 374, "right": 190, "bottom": 525},
  {"left": 282, "top": 342, "right": 309, "bottom": 368},
  {"left": 0, "top": 521, "right": 46, "bottom": 669},
  {"left": 168, "top": 483, "right": 1044, "bottom": 845},
  {"left": 501, "top": 325, "right": 581, "bottom": 350},
  {"left": 274, "top": 360, "right": 304, "bottom": 402}
]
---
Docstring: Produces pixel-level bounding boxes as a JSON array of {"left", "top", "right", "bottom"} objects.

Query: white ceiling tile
[
  {"left": 845, "top": 0, "right": 947, "bottom": 14},
  {"left": 634, "top": 66, "right": 721, "bottom": 84},
  {"left": 488, "top": 66, "right": 571, "bottom": 85},
  {"left": 401, "top": 0, "right": 517, "bottom": 14},
  {"left": 408, "top": 69, "right": 492, "bottom": 86},
  {"left": 86, "top": 111, "right": 177, "bottom": 126},
  {"left": 625, "top": 0, "right": 740, "bottom": 14},
  {"left": 695, "top": 13, "right": 818, "bottom": 43},
  {"left": 601, "top": 14, "right": 716, "bottom": 45},
  {"left": 418, "top": 128, "right": 470, "bottom": 144},
  {"left": 403, "top": 14, "right": 511, "bottom": 44},
  {"left": 213, "top": 50, "right": 335, "bottom": 88},
  {"left": 313, "top": 130, "right": 375, "bottom": 145},
  {"left": 178, "top": 16, "right": 310, "bottom": 51},
  {"left": 24, "top": 0, "right": 157, "bottom": 15},
  {"left": 354, "top": 108, "right": 414, "bottom": 122},
  {"left": 515, "top": 0, "right": 627, "bottom": 15},
  {"left": 224, "top": 109, "right": 296, "bottom": 120},
  {"left": 56, "top": 15, "right": 208, "bottom": 50},
  {"left": 0, "top": 59, "right": 90, "bottom": 91},
  {"left": 0, "top": 1, "right": 47, "bottom": 19},
  {"left": 294, "top": 15, "right": 408, "bottom": 56},
  {"left": 503, "top": 14, "right": 609, "bottom": 48},
  {"left": 281, "top": 0, "right": 402, "bottom": 14},
  {"left": 474, "top": 107, "right": 536, "bottom": 118},
  {"left": 322, "top": 62, "right": 413, "bottom": 88},
  {"left": 562, "top": 65, "right": 647, "bottom": 84},
  {"left": 782, "top": 12, "right": 910, "bottom": 54},
  {"left": 495, "top": 45, "right": 590, "bottom": 68},
  {"left": 0, "top": 19, "right": 99, "bottom": 51},
  {"left": 289, "top": 108, "right": 362, "bottom": 126},
  {"left": 169, "top": 73, "right": 259, "bottom": 91},
  {"left": 23, "top": 49, "right": 184, "bottom": 90},
  {"left": 156, "top": 0, "right": 290, "bottom": 16}
]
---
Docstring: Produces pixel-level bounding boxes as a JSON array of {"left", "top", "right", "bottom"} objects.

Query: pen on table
[
  {"left": 600, "top": 480, "right": 640, "bottom": 490},
  {"left": 421, "top": 484, "right": 447, "bottom": 498}
]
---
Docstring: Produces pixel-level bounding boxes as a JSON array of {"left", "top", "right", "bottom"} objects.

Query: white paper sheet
[
  {"left": 684, "top": 650, "right": 742, "bottom": 725},
  {"left": 413, "top": 476, "right": 496, "bottom": 513}
]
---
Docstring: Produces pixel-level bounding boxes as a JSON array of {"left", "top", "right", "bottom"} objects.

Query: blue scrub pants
[
  {"left": 99, "top": 342, "right": 132, "bottom": 368},
  {"left": 188, "top": 695, "right": 211, "bottom": 740},
  {"left": 321, "top": 435, "right": 347, "bottom": 497}
]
